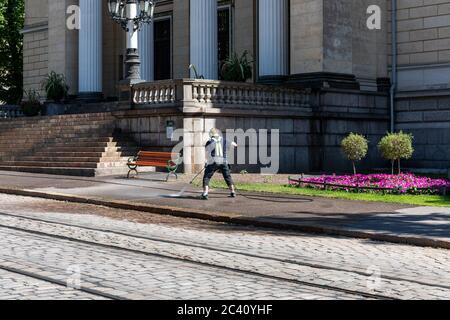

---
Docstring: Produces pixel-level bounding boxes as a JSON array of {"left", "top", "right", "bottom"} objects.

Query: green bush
[
  {"left": 220, "top": 51, "right": 253, "bottom": 82},
  {"left": 20, "top": 89, "right": 41, "bottom": 117},
  {"left": 42, "top": 71, "right": 69, "bottom": 102},
  {"left": 341, "top": 133, "right": 369, "bottom": 175},
  {"left": 378, "top": 131, "right": 414, "bottom": 174}
]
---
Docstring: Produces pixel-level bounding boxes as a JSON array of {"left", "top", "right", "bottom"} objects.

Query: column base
[
  {"left": 77, "top": 92, "right": 104, "bottom": 103},
  {"left": 258, "top": 75, "right": 288, "bottom": 85},
  {"left": 287, "top": 72, "right": 360, "bottom": 90}
]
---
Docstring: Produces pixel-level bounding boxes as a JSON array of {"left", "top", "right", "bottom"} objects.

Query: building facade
[{"left": 21, "top": 0, "right": 450, "bottom": 174}]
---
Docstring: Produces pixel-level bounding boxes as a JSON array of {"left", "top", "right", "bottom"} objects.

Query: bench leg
[
  {"left": 166, "top": 171, "right": 178, "bottom": 182},
  {"left": 127, "top": 168, "right": 138, "bottom": 179}
]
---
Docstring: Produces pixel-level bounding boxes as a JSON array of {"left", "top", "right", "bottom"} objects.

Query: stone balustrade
[{"left": 132, "top": 79, "right": 311, "bottom": 108}]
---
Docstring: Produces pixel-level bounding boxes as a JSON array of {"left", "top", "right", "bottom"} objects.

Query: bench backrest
[{"left": 136, "top": 151, "right": 179, "bottom": 167}]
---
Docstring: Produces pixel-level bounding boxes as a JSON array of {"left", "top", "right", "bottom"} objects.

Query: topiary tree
[
  {"left": 341, "top": 133, "right": 369, "bottom": 175},
  {"left": 378, "top": 131, "right": 414, "bottom": 175}
]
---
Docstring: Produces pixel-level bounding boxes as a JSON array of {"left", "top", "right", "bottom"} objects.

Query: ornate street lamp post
[{"left": 108, "top": 0, "right": 155, "bottom": 82}]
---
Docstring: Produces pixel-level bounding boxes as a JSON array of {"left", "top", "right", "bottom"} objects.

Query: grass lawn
[{"left": 204, "top": 180, "right": 450, "bottom": 207}]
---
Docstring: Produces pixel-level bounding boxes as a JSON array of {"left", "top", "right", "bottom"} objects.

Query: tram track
[
  {"left": 0, "top": 210, "right": 448, "bottom": 292},
  {"left": 0, "top": 211, "right": 414, "bottom": 300},
  {"left": 0, "top": 263, "right": 123, "bottom": 300}
]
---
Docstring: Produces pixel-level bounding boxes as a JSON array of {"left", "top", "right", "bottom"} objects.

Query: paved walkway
[{"left": 0, "top": 171, "right": 449, "bottom": 248}]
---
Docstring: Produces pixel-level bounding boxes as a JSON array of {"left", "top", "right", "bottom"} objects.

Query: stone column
[
  {"left": 190, "top": 0, "right": 218, "bottom": 80},
  {"left": 78, "top": 0, "right": 102, "bottom": 97},
  {"left": 258, "top": 0, "right": 288, "bottom": 77},
  {"left": 139, "top": 23, "right": 154, "bottom": 81}
]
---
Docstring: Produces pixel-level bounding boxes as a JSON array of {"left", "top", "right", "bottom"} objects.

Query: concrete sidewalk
[{"left": 0, "top": 170, "right": 449, "bottom": 248}]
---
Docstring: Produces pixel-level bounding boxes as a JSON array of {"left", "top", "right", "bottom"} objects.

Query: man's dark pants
[{"left": 203, "top": 163, "right": 234, "bottom": 188}]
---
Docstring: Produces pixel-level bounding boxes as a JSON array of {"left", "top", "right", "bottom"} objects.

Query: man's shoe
[
  {"left": 230, "top": 192, "right": 236, "bottom": 198},
  {"left": 201, "top": 194, "right": 209, "bottom": 200}
]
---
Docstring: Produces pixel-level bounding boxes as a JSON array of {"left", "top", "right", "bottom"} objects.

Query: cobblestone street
[{"left": 0, "top": 194, "right": 449, "bottom": 300}]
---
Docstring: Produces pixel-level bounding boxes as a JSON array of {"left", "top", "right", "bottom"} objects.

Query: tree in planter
[
  {"left": 220, "top": 50, "right": 253, "bottom": 82},
  {"left": 41, "top": 71, "right": 69, "bottom": 103},
  {"left": 20, "top": 89, "right": 41, "bottom": 116},
  {"left": 378, "top": 131, "right": 414, "bottom": 175},
  {"left": 341, "top": 133, "right": 369, "bottom": 175}
]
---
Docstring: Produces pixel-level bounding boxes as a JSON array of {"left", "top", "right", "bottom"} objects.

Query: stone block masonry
[
  {"left": 22, "top": 27, "right": 49, "bottom": 96},
  {"left": 396, "top": 93, "right": 450, "bottom": 173}
]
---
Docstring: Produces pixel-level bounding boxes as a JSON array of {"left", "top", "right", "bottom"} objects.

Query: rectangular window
[
  {"left": 218, "top": 7, "right": 231, "bottom": 63},
  {"left": 154, "top": 18, "right": 172, "bottom": 80},
  {"left": 218, "top": 4, "right": 232, "bottom": 78}
]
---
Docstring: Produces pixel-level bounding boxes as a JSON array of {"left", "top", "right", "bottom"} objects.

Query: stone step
[
  {"left": 0, "top": 164, "right": 133, "bottom": 177},
  {"left": 0, "top": 124, "right": 116, "bottom": 134},
  {"left": 1, "top": 160, "right": 129, "bottom": 169},
  {"left": 0, "top": 112, "right": 139, "bottom": 177},
  {"left": 36, "top": 146, "right": 136, "bottom": 153},
  {"left": 0, "top": 130, "right": 117, "bottom": 141},
  {"left": 0, "top": 161, "right": 99, "bottom": 168},
  {"left": 0, "top": 112, "right": 114, "bottom": 124},
  {"left": 0, "top": 165, "right": 97, "bottom": 177},
  {"left": 0, "top": 119, "right": 116, "bottom": 130},
  {"left": 0, "top": 120, "right": 116, "bottom": 132},
  {"left": 0, "top": 142, "right": 127, "bottom": 151},
  {"left": 0, "top": 141, "right": 133, "bottom": 149},
  {"left": 18, "top": 156, "right": 121, "bottom": 162},
  {"left": 29, "top": 151, "right": 119, "bottom": 158},
  {"left": 0, "top": 135, "right": 126, "bottom": 144},
  {"left": 0, "top": 137, "right": 122, "bottom": 146}
]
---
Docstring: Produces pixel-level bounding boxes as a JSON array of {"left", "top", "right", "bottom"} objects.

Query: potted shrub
[
  {"left": 42, "top": 71, "right": 69, "bottom": 103},
  {"left": 220, "top": 51, "right": 253, "bottom": 82},
  {"left": 378, "top": 131, "right": 414, "bottom": 174},
  {"left": 341, "top": 133, "right": 369, "bottom": 175},
  {"left": 20, "top": 89, "right": 42, "bottom": 117},
  {"left": 41, "top": 71, "right": 69, "bottom": 116}
]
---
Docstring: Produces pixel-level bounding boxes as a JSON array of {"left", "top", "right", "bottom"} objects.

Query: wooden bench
[{"left": 127, "top": 151, "right": 181, "bottom": 181}]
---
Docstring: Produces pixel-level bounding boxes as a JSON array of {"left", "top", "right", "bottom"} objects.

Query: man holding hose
[{"left": 201, "top": 128, "right": 238, "bottom": 200}]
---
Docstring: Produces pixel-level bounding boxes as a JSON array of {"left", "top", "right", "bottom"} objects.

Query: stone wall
[
  {"left": 389, "top": 0, "right": 450, "bottom": 91},
  {"left": 396, "top": 93, "right": 450, "bottom": 173},
  {"left": 388, "top": 0, "right": 450, "bottom": 173},
  {"left": 23, "top": 29, "right": 48, "bottom": 96},
  {"left": 114, "top": 108, "right": 184, "bottom": 152}
]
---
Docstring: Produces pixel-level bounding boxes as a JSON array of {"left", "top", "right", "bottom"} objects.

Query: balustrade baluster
[
  {"left": 199, "top": 86, "right": 206, "bottom": 103},
  {"left": 205, "top": 86, "right": 212, "bottom": 103},
  {"left": 192, "top": 85, "right": 199, "bottom": 102}
]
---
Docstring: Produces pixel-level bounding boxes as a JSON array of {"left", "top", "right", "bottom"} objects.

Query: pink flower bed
[{"left": 293, "top": 173, "right": 450, "bottom": 195}]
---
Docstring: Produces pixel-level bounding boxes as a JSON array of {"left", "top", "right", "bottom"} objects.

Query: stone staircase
[{"left": 0, "top": 112, "right": 139, "bottom": 176}]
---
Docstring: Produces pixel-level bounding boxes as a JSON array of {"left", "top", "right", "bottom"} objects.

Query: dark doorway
[{"left": 154, "top": 18, "right": 171, "bottom": 80}]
